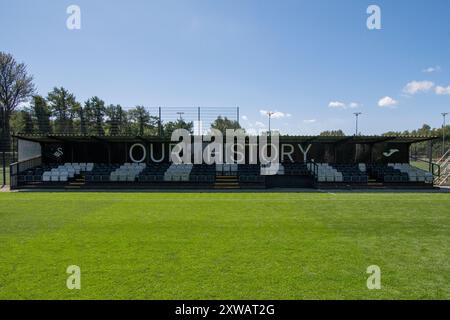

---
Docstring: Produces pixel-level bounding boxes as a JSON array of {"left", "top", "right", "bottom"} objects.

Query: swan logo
[
  {"left": 383, "top": 149, "right": 399, "bottom": 157},
  {"left": 53, "top": 147, "right": 64, "bottom": 158}
]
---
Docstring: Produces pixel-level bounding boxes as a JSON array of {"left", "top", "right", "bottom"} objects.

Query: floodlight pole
[
  {"left": 354, "top": 112, "right": 362, "bottom": 136},
  {"left": 443, "top": 112, "right": 448, "bottom": 156},
  {"left": 197, "top": 107, "right": 201, "bottom": 136},
  {"left": 158, "top": 107, "right": 162, "bottom": 137},
  {"left": 267, "top": 111, "right": 275, "bottom": 135}
]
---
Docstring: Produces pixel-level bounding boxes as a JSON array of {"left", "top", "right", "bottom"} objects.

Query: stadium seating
[
  {"left": 368, "top": 163, "right": 433, "bottom": 183},
  {"left": 238, "top": 164, "right": 265, "bottom": 183},
  {"left": 306, "top": 163, "right": 368, "bottom": 183},
  {"left": 137, "top": 163, "right": 171, "bottom": 182},
  {"left": 216, "top": 163, "right": 238, "bottom": 176},
  {"left": 85, "top": 163, "right": 121, "bottom": 182},
  {"left": 330, "top": 163, "right": 368, "bottom": 183},
  {"left": 389, "top": 163, "right": 434, "bottom": 183},
  {"left": 313, "top": 163, "right": 342, "bottom": 182},
  {"left": 189, "top": 164, "right": 216, "bottom": 183},
  {"left": 41, "top": 163, "right": 94, "bottom": 182},
  {"left": 282, "top": 163, "right": 310, "bottom": 176},
  {"left": 16, "top": 161, "right": 434, "bottom": 187},
  {"left": 163, "top": 164, "right": 193, "bottom": 181},
  {"left": 110, "top": 163, "right": 146, "bottom": 182},
  {"left": 368, "top": 163, "right": 403, "bottom": 182},
  {"left": 18, "top": 164, "right": 58, "bottom": 184}
]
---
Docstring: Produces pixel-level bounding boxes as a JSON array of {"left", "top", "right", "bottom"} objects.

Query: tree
[
  {"left": 21, "top": 109, "right": 34, "bottom": 134},
  {"left": 319, "top": 130, "right": 345, "bottom": 136},
  {"left": 163, "top": 119, "right": 194, "bottom": 138},
  {"left": 47, "top": 87, "right": 78, "bottom": 134},
  {"left": 210, "top": 116, "right": 242, "bottom": 135},
  {"left": 105, "top": 104, "right": 127, "bottom": 135},
  {"left": 0, "top": 52, "right": 35, "bottom": 149},
  {"left": 84, "top": 96, "right": 106, "bottom": 135},
  {"left": 77, "top": 104, "right": 87, "bottom": 135},
  {"left": 8, "top": 108, "right": 33, "bottom": 134},
  {"left": 31, "top": 95, "right": 52, "bottom": 134},
  {"left": 128, "top": 106, "right": 158, "bottom": 135}
]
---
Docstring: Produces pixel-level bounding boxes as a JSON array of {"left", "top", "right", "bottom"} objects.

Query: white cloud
[
  {"left": 349, "top": 102, "right": 360, "bottom": 108},
  {"left": 422, "top": 66, "right": 441, "bottom": 73},
  {"left": 328, "top": 101, "right": 346, "bottom": 109},
  {"left": 328, "top": 101, "right": 360, "bottom": 109},
  {"left": 303, "top": 119, "right": 316, "bottom": 123},
  {"left": 378, "top": 96, "right": 398, "bottom": 108},
  {"left": 255, "top": 121, "right": 265, "bottom": 128},
  {"left": 259, "top": 110, "right": 290, "bottom": 119},
  {"left": 241, "top": 115, "right": 248, "bottom": 121},
  {"left": 435, "top": 85, "right": 450, "bottom": 95},
  {"left": 403, "top": 80, "right": 434, "bottom": 95}
]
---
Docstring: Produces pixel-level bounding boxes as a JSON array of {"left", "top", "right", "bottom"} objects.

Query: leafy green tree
[
  {"left": 84, "top": 96, "right": 106, "bottom": 135},
  {"left": 128, "top": 106, "right": 158, "bottom": 135},
  {"left": 8, "top": 109, "right": 33, "bottom": 134},
  {"left": 21, "top": 109, "right": 34, "bottom": 134},
  {"left": 31, "top": 95, "right": 52, "bottom": 134},
  {"left": 210, "top": 116, "right": 242, "bottom": 135},
  {"left": 105, "top": 104, "right": 127, "bottom": 135},
  {"left": 77, "top": 104, "right": 87, "bottom": 135},
  {"left": 47, "top": 87, "right": 78, "bottom": 134},
  {"left": 163, "top": 119, "right": 194, "bottom": 138},
  {"left": 319, "top": 129, "right": 345, "bottom": 136}
]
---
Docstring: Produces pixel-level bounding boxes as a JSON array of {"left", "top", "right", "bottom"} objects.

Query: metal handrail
[
  {"left": 9, "top": 156, "right": 42, "bottom": 189},
  {"left": 437, "top": 149, "right": 450, "bottom": 165},
  {"left": 440, "top": 156, "right": 450, "bottom": 171}
]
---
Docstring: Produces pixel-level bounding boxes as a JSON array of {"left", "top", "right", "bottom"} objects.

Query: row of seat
[
  {"left": 164, "top": 164, "right": 193, "bottom": 181},
  {"left": 110, "top": 163, "right": 146, "bottom": 182},
  {"left": 17, "top": 162, "right": 435, "bottom": 185},
  {"left": 42, "top": 163, "right": 94, "bottom": 182},
  {"left": 389, "top": 163, "right": 433, "bottom": 183},
  {"left": 189, "top": 164, "right": 216, "bottom": 182}
]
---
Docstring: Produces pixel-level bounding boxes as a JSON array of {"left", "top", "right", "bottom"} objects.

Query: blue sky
[{"left": 1, "top": 0, "right": 449, "bottom": 135}]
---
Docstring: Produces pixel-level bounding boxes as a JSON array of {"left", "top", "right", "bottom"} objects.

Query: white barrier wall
[{"left": 18, "top": 139, "right": 41, "bottom": 161}]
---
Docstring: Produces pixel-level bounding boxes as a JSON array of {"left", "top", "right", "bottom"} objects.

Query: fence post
[
  {"left": 2, "top": 151, "right": 6, "bottom": 186},
  {"left": 197, "top": 107, "right": 201, "bottom": 136},
  {"left": 428, "top": 140, "right": 433, "bottom": 172},
  {"left": 158, "top": 107, "right": 162, "bottom": 137}
]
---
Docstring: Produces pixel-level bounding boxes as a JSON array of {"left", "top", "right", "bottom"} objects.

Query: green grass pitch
[{"left": 0, "top": 192, "right": 449, "bottom": 299}]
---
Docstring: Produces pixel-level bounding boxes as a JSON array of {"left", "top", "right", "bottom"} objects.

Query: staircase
[
  {"left": 65, "top": 175, "right": 85, "bottom": 189},
  {"left": 214, "top": 175, "right": 240, "bottom": 189},
  {"left": 436, "top": 149, "right": 450, "bottom": 186},
  {"left": 366, "top": 179, "right": 385, "bottom": 188}
]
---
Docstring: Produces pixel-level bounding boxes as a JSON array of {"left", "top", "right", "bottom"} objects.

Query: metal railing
[
  {"left": 437, "top": 149, "right": 450, "bottom": 165},
  {"left": 435, "top": 149, "right": 450, "bottom": 186},
  {"left": 9, "top": 156, "right": 42, "bottom": 189}
]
